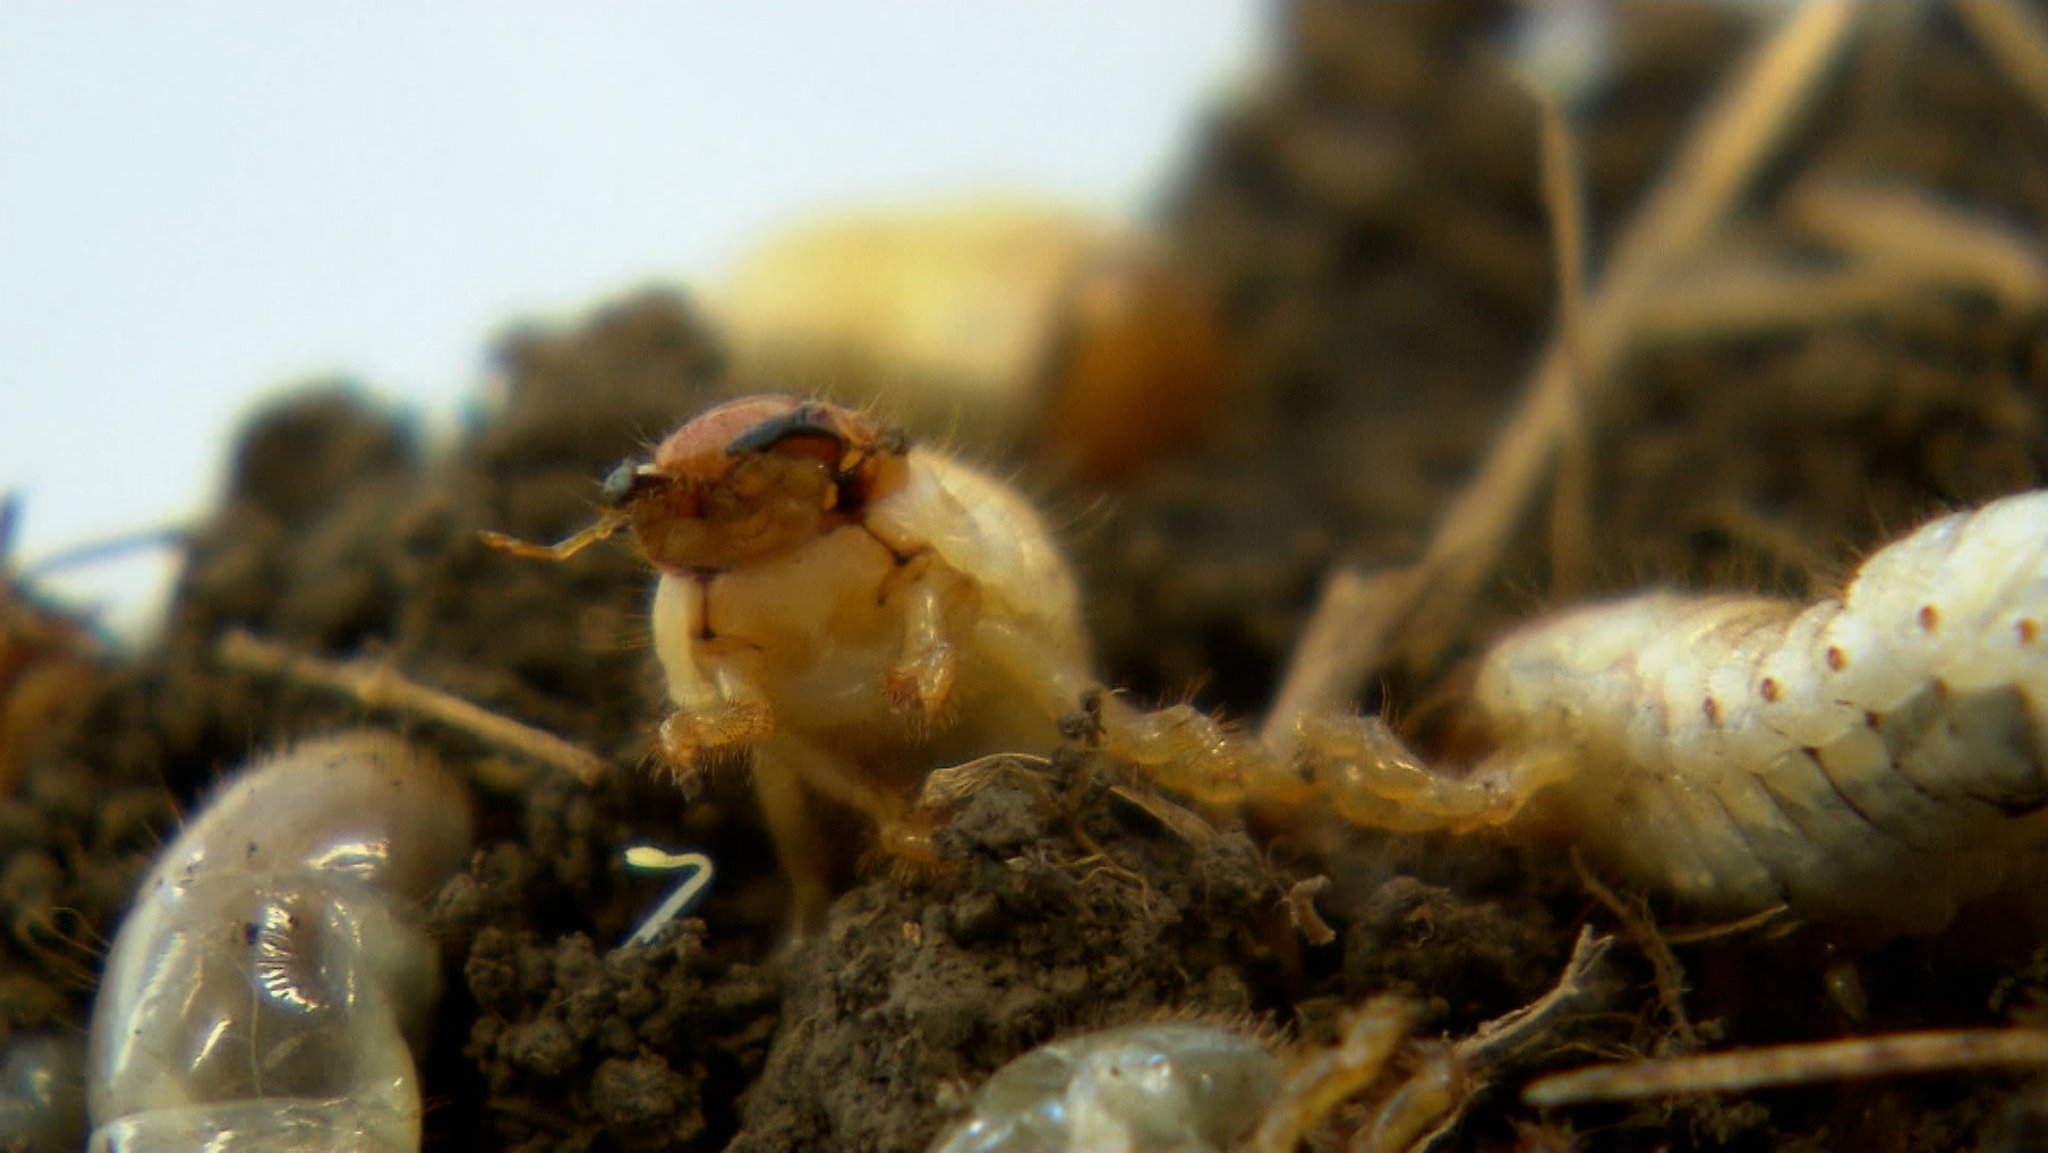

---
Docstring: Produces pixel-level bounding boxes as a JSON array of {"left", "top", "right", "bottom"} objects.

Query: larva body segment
[
  {"left": 926, "top": 1022, "right": 1281, "bottom": 1153},
  {"left": 87, "top": 733, "right": 473, "bottom": 1153},
  {"left": 1315, "top": 491, "right": 2048, "bottom": 935}
]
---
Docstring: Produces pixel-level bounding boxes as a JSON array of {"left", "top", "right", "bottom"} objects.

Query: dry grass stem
[
  {"left": 1957, "top": 0, "right": 2048, "bottom": 125},
  {"left": 216, "top": 627, "right": 611, "bottom": 785},
  {"left": 1524, "top": 1026, "right": 2048, "bottom": 1107},
  {"left": 1400, "top": 927, "right": 1615, "bottom": 1153},
  {"left": 1460, "top": 925, "right": 1613, "bottom": 1067},
  {"left": 1260, "top": 567, "right": 1414, "bottom": 755},
  {"left": 1396, "top": 1, "right": 1860, "bottom": 670},
  {"left": 1786, "top": 178, "right": 2048, "bottom": 314},
  {"left": 1658, "top": 902, "right": 1792, "bottom": 947},
  {"left": 1269, "top": 2, "right": 1863, "bottom": 713},
  {"left": 1633, "top": 258, "right": 1906, "bottom": 344},
  {"left": 1533, "top": 83, "right": 1594, "bottom": 601}
]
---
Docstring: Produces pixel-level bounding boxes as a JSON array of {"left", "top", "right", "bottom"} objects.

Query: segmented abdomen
[{"left": 1479, "top": 490, "right": 2048, "bottom": 933}]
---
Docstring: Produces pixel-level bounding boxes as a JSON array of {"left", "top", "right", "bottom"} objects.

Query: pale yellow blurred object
[{"left": 716, "top": 200, "right": 1228, "bottom": 479}]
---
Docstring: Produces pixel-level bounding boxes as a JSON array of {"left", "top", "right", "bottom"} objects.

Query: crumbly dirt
[{"left": 9, "top": 3, "right": 2048, "bottom": 1151}]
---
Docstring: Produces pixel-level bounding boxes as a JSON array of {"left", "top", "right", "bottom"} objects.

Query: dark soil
[{"left": 9, "top": 3, "right": 2048, "bottom": 1151}]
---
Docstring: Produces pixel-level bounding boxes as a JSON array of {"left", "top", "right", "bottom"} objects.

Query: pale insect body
[
  {"left": 87, "top": 732, "right": 474, "bottom": 1153},
  {"left": 650, "top": 445, "right": 1085, "bottom": 768},
  {"left": 1309, "top": 490, "right": 2048, "bottom": 935},
  {"left": 926, "top": 1022, "right": 1281, "bottom": 1153},
  {"left": 488, "top": 395, "right": 1254, "bottom": 929}
]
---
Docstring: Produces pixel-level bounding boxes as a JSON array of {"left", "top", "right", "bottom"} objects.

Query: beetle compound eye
[
  {"left": 762, "top": 433, "right": 846, "bottom": 469},
  {"left": 723, "top": 403, "right": 847, "bottom": 460},
  {"left": 599, "top": 461, "right": 638, "bottom": 508}
]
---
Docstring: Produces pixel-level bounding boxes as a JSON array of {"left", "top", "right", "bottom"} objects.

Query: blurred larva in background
[{"left": 712, "top": 199, "right": 1232, "bottom": 481}]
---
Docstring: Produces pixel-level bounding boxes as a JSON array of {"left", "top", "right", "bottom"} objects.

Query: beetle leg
[
  {"left": 655, "top": 665, "right": 776, "bottom": 771},
  {"left": 970, "top": 616, "right": 1311, "bottom": 810},
  {"left": 1294, "top": 712, "right": 1562, "bottom": 832},
  {"left": 651, "top": 578, "right": 775, "bottom": 783},
  {"left": 749, "top": 737, "right": 835, "bottom": 933},
  {"left": 882, "top": 560, "right": 962, "bottom": 724},
  {"left": 765, "top": 734, "right": 943, "bottom": 929}
]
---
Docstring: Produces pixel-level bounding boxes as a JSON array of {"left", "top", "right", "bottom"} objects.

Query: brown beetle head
[
  {"left": 628, "top": 394, "right": 893, "bottom": 572},
  {"left": 486, "top": 395, "right": 909, "bottom": 574}
]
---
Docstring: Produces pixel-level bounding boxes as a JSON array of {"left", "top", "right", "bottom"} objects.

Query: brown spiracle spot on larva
[{"left": 1300, "top": 489, "right": 2048, "bottom": 938}]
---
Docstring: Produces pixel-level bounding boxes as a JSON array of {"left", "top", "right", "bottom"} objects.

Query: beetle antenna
[{"left": 479, "top": 510, "right": 629, "bottom": 562}]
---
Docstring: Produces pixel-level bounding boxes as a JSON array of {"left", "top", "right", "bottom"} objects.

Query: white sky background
[{"left": 0, "top": 3, "right": 1262, "bottom": 636}]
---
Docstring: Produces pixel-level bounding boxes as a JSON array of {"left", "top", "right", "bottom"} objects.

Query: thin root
[
  {"left": 1461, "top": 926, "right": 1614, "bottom": 1067},
  {"left": 1386, "top": 926, "right": 1613, "bottom": 1153},
  {"left": 1575, "top": 851, "right": 1702, "bottom": 1052},
  {"left": 1107, "top": 783, "right": 1218, "bottom": 849},
  {"left": 1524, "top": 1025, "right": 2048, "bottom": 1107},
  {"left": 215, "top": 628, "right": 611, "bottom": 785},
  {"left": 1659, "top": 903, "right": 1792, "bottom": 947}
]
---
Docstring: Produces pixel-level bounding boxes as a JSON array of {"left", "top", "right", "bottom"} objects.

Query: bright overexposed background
[{"left": 0, "top": 3, "right": 1261, "bottom": 636}]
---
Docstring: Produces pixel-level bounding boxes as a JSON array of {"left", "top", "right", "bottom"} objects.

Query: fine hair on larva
[
  {"left": 86, "top": 732, "right": 474, "bottom": 1153},
  {"left": 1307, "top": 488, "right": 2048, "bottom": 936}
]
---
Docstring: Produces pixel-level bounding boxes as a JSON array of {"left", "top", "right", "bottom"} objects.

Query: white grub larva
[
  {"left": 714, "top": 200, "right": 1230, "bottom": 481},
  {"left": 87, "top": 732, "right": 473, "bottom": 1153},
  {"left": 930, "top": 934, "right": 1608, "bottom": 1152},
  {"left": 926, "top": 1022, "right": 1282, "bottom": 1153},
  {"left": 486, "top": 394, "right": 1270, "bottom": 929},
  {"left": 1305, "top": 489, "right": 2048, "bottom": 935}
]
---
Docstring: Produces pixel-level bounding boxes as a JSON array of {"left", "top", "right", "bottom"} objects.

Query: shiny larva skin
[
  {"left": 1474, "top": 490, "right": 2048, "bottom": 933},
  {"left": 927, "top": 1023, "right": 1281, "bottom": 1153},
  {"left": 87, "top": 733, "right": 473, "bottom": 1153}
]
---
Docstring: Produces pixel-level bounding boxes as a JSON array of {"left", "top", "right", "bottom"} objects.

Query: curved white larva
[
  {"left": 1476, "top": 489, "right": 2048, "bottom": 934},
  {"left": 87, "top": 732, "right": 474, "bottom": 1153},
  {"left": 927, "top": 1022, "right": 1280, "bottom": 1153}
]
